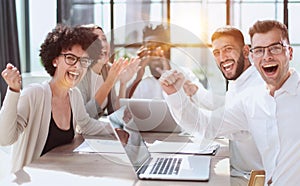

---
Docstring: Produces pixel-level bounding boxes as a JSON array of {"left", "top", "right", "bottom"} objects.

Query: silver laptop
[
  {"left": 119, "top": 98, "right": 182, "bottom": 133},
  {"left": 108, "top": 109, "right": 211, "bottom": 181}
]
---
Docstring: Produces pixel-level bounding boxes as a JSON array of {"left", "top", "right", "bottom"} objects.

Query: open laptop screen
[
  {"left": 119, "top": 98, "right": 181, "bottom": 132},
  {"left": 109, "top": 106, "right": 211, "bottom": 181},
  {"left": 109, "top": 106, "right": 151, "bottom": 171}
]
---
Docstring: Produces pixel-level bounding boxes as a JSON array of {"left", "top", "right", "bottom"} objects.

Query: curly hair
[
  {"left": 143, "top": 24, "right": 170, "bottom": 43},
  {"left": 80, "top": 24, "right": 104, "bottom": 32},
  {"left": 39, "top": 24, "right": 102, "bottom": 76}
]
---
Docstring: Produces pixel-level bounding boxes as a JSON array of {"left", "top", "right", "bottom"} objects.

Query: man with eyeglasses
[
  {"left": 247, "top": 20, "right": 297, "bottom": 185},
  {"left": 250, "top": 42, "right": 287, "bottom": 59},
  {"left": 159, "top": 20, "right": 299, "bottom": 185}
]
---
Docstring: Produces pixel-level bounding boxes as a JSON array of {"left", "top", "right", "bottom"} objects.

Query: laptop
[
  {"left": 108, "top": 109, "right": 211, "bottom": 181},
  {"left": 119, "top": 98, "right": 182, "bottom": 132}
]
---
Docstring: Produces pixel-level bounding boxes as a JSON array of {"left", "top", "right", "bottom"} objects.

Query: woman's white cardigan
[{"left": 0, "top": 82, "right": 112, "bottom": 173}]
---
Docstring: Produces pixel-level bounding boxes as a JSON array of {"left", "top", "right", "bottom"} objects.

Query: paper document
[
  {"left": 148, "top": 140, "right": 220, "bottom": 155},
  {"left": 73, "top": 139, "right": 124, "bottom": 153}
]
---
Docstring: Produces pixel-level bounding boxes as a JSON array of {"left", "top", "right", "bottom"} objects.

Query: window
[{"left": 19, "top": 0, "right": 300, "bottom": 93}]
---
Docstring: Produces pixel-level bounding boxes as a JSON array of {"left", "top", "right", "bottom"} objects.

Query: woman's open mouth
[{"left": 67, "top": 71, "right": 80, "bottom": 80}]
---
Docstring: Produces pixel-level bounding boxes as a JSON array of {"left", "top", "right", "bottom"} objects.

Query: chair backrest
[{"left": 248, "top": 170, "right": 265, "bottom": 186}]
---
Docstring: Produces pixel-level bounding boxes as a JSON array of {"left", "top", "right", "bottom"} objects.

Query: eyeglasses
[
  {"left": 250, "top": 42, "right": 288, "bottom": 58},
  {"left": 60, "top": 53, "right": 93, "bottom": 68}
]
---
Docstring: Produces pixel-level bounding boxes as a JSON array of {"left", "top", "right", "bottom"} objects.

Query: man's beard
[{"left": 224, "top": 51, "right": 245, "bottom": 81}]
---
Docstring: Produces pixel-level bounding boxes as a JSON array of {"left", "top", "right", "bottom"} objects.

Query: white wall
[{"left": 29, "top": 0, "right": 56, "bottom": 73}]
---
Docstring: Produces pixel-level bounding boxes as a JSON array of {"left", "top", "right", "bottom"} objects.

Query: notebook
[
  {"left": 108, "top": 109, "right": 211, "bottom": 181},
  {"left": 119, "top": 98, "right": 182, "bottom": 133}
]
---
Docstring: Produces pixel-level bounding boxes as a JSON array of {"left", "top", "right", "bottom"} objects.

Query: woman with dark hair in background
[{"left": 77, "top": 24, "right": 140, "bottom": 118}]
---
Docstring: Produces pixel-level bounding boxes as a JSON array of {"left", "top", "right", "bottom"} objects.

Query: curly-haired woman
[{"left": 0, "top": 24, "right": 113, "bottom": 173}]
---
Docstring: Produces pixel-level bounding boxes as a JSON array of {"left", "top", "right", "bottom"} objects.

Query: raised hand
[
  {"left": 119, "top": 57, "right": 140, "bottom": 84},
  {"left": 135, "top": 45, "right": 168, "bottom": 79},
  {"left": 159, "top": 70, "right": 185, "bottom": 95},
  {"left": 94, "top": 58, "right": 130, "bottom": 108},
  {"left": 117, "top": 57, "right": 140, "bottom": 99},
  {"left": 151, "top": 46, "right": 171, "bottom": 74},
  {"left": 183, "top": 80, "right": 199, "bottom": 97},
  {"left": 136, "top": 45, "right": 150, "bottom": 59},
  {"left": 135, "top": 47, "right": 151, "bottom": 81},
  {"left": 1, "top": 63, "right": 22, "bottom": 92},
  {"left": 106, "top": 58, "right": 129, "bottom": 85}
]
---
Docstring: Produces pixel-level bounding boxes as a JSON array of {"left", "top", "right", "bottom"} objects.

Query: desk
[{"left": 3, "top": 132, "right": 230, "bottom": 186}]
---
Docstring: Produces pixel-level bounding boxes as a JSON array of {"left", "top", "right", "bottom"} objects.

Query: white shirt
[
  {"left": 181, "top": 66, "right": 263, "bottom": 178},
  {"left": 164, "top": 68, "right": 300, "bottom": 186},
  {"left": 226, "top": 66, "right": 264, "bottom": 178},
  {"left": 132, "top": 66, "right": 202, "bottom": 100},
  {"left": 190, "top": 82, "right": 224, "bottom": 110},
  {"left": 132, "top": 76, "right": 164, "bottom": 99}
]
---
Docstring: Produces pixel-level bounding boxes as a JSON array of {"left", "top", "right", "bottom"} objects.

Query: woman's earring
[{"left": 53, "top": 63, "right": 57, "bottom": 67}]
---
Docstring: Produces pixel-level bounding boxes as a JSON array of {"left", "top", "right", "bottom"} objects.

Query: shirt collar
[
  {"left": 273, "top": 68, "right": 300, "bottom": 96},
  {"left": 228, "top": 65, "right": 257, "bottom": 89}
]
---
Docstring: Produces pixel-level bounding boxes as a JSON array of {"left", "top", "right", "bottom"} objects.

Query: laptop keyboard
[{"left": 149, "top": 157, "right": 183, "bottom": 175}]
